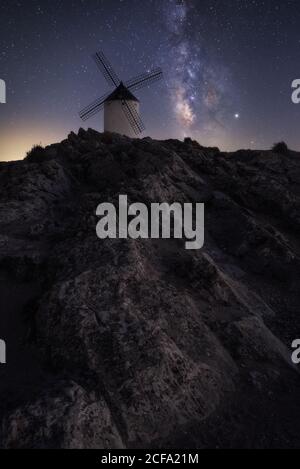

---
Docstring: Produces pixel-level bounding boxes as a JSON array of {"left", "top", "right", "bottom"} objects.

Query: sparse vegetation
[
  {"left": 184, "top": 137, "right": 193, "bottom": 145},
  {"left": 272, "top": 141, "right": 290, "bottom": 155},
  {"left": 25, "top": 144, "right": 47, "bottom": 162}
]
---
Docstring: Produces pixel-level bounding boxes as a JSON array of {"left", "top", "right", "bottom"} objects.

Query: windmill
[{"left": 79, "top": 50, "right": 163, "bottom": 138}]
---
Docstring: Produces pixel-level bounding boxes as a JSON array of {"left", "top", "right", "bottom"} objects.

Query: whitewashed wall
[{"left": 104, "top": 100, "right": 140, "bottom": 138}]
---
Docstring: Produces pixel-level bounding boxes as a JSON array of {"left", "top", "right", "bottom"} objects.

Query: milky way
[
  {"left": 164, "top": 1, "right": 196, "bottom": 128},
  {"left": 161, "top": 0, "right": 232, "bottom": 139},
  {"left": 0, "top": 0, "right": 300, "bottom": 161}
]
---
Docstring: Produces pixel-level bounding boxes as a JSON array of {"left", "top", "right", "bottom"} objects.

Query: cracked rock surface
[{"left": 0, "top": 130, "right": 299, "bottom": 448}]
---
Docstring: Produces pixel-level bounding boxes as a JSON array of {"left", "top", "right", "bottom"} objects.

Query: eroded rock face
[
  {"left": 0, "top": 130, "right": 299, "bottom": 448},
  {"left": 2, "top": 380, "right": 124, "bottom": 449}
]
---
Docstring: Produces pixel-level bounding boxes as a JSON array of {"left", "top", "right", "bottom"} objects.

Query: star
[{"left": 0, "top": 0, "right": 299, "bottom": 161}]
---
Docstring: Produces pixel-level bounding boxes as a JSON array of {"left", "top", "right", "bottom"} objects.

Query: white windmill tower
[
  {"left": 79, "top": 51, "right": 163, "bottom": 137},
  {"left": 104, "top": 82, "right": 140, "bottom": 137}
]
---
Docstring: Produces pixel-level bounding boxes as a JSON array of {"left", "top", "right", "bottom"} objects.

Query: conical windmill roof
[{"left": 105, "top": 82, "right": 139, "bottom": 103}]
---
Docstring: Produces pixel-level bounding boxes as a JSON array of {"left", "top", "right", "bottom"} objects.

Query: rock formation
[{"left": 0, "top": 129, "right": 299, "bottom": 448}]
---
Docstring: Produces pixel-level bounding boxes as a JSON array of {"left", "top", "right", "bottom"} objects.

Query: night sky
[{"left": 0, "top": 0, "right": 299, "bottom": 161}]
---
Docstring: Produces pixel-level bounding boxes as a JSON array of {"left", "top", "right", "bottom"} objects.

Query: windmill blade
[
  {"left": 125, "top": 68, "right": 163, "bottom": 92},
  {"left": 93, "top": 51, "right": 120, "bottom": 88},
  {"left": 122, "top": 100, "right": 145, "bottom": 135},
  {"left": 79, "top": 92, "right": 109, "bottom": 121}
]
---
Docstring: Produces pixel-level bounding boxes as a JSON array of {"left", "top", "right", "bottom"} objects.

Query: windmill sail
[
  {"left": 79, "top": 49, "right": 163, "bottom": 135},
  {"left": 93, "top": 51, "right": 120, "bottom": 88},
  {"left": 125, "top": 68, "right": 163, "bottom": 92},
  {"left": 122, "top": 100, "right": 145, "bottom": 135},
  {"left": 79, "top": 92, "right": 110, "bottom": 121}
]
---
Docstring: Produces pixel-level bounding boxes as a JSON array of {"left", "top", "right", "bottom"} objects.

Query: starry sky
[{"left": 0, "top": 0, "right": 300, "bottom": 161}]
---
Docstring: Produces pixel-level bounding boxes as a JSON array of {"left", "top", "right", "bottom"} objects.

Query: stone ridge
[{"left": 0, "top": 129, "right": 299, "bottom": 448}]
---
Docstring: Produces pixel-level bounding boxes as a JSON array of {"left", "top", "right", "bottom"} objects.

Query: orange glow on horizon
[{"left": 0, "top": 123, "right": 70, "bottom": 162}]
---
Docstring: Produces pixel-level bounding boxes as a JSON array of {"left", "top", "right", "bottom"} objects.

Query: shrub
[
  {"left": 271, "top": 141, "right": 290, "bottom": 155},
  {"left": 25, "top": 145, "right": 47, "bottom": 162},
  {"left": 184, "top": 137, "right": 193, "bottom": 145}
]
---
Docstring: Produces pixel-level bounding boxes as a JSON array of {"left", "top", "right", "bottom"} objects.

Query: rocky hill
[{"left": 0, "top": 129, "right": 299, "bottom": 448}]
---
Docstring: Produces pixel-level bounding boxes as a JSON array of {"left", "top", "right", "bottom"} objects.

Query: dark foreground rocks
[{"left": 0, "top": 130, "right": 299, "bottom": 448}]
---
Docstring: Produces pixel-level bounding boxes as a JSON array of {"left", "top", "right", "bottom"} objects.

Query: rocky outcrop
[{"left": 0, "top": 130, "right": 299, "bottom": 448}]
